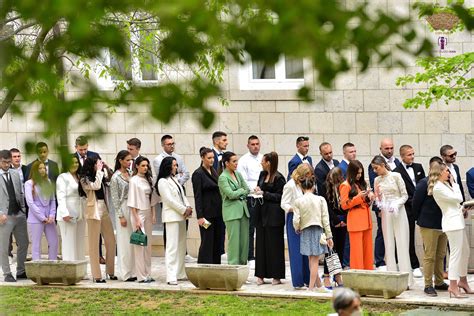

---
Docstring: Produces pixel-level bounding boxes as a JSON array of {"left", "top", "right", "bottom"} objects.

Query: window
[{"left": 239, "top": 55, "right": 305, "bottom": 90}]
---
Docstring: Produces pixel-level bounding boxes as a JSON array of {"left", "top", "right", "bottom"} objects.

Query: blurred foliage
[{"left": 0, "top": 0, "right": 440, "bottom": 164}]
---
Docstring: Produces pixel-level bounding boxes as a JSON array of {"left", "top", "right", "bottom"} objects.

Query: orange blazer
[{"left": 339, "top": 181, "right": 372, "bottom": 232}]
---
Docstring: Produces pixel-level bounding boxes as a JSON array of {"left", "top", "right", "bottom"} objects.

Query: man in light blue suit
[{"left": 287, "top": 136, "right": 313, "bottom": 181}]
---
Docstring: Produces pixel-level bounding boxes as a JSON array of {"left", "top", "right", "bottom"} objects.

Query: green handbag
[{"left": 130, "top": 228, "right": 147, "bottom": 246}]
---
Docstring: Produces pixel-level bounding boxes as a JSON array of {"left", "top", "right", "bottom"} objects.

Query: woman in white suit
[
  {"left": 56, "top": 155, "right": 85, "bottom": 261},
  {"left": 430, "top": 162, "right": 473, "bottom": 298},
  {"left": 156, "top": 156, "right": 193, "bottom": 285}
]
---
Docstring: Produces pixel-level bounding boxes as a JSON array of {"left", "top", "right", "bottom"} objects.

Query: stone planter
[
  {"left": 25, "top": 260, "right": 88, "bottom": 285},
  {"left": 185, "top": 264, "right": 249, "bottom": 291},
  {"left": 341, "top": 269, "right": 408, "bottom": 299}
]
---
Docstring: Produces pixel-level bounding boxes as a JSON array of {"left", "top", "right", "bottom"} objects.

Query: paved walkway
[{"left": 1, "top": 256, "right": 474, "bottom": 311}]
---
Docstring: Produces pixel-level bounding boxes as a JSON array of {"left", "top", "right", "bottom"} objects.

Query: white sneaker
[
  {"left": 413, "top": 268, "right": 423, "bottom": 278},
  {"left": 185, "top": 254, "right": 196, "bottom": 263},
  {"left": 377, "top": 265, "right": 387, "bottom": 272},
  {"left": 248, "top": 259, "right": 255, "bottom": 269},
  {"left": 221, "top": 253, "right": 227, "bottom": 262}
]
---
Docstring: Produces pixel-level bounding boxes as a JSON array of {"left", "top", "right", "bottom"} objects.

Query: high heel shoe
[
  {"left": 256, "top": 278, "right": 265, "bottom": 286},
  {"left": 448, "top": 287, "right": 468, "bottom": 299},
  {"left": 458, "top": 284, "right": 474, "bottom": 294},
  {"left": 93, "top": 278, "right": 106, "bottom": 283},
  {"left": 107, "top": 274, "right": 118, "bottom": 280}
]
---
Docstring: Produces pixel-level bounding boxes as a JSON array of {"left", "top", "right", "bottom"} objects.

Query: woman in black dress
[
  {"left": 191, "top": 147, "right": 224, "bottom": 264},
  {"left": 254, "top": 151, "right": 286, "bottom": 285}
]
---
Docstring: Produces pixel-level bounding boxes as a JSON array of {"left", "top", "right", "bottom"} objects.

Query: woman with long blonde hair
[
  {"left": 430, "top": 162, "right": 473, "bottom": 298},
  {"left": 281, "top": 163, "right": 313, "bottom": 289}
]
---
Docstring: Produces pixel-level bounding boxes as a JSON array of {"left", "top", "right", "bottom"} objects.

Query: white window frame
[{"left": 239, "top": 55, "right": 305, "bottom": 90}]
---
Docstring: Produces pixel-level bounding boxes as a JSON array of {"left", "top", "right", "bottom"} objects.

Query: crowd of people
[{"left": 0, "top": 132, "right": 473, "bottom": 298}]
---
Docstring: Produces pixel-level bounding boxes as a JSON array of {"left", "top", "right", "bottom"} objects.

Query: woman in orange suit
[{"left": 339, "top": 160, "right": 375, "bottom": 270}]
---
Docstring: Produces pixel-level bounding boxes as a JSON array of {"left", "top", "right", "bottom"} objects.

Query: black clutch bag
[{"left": 130, "top": 228, "right": 147, "bottom": 246}]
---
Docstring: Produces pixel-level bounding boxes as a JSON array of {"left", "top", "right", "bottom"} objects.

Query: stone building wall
[{"left": 1, "top": 0, "right": 473, "bottom": 267}]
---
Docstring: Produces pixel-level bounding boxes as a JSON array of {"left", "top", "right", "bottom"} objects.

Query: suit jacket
[
  {"left": 314, "top": 159, "right": 340, "bottom": 198},
  {"left": 287, "top": 154, "right": 313, "bottom": 181},
  {"left": 339, "top": 160, "right": 348, "bottom": 179},
  {"left": 218, "top": 169, "right": 249, "bottom": 222},
  {"left": 339, "top": 181, "right": 372, "bottom": 232},
  {"left": 256, "top": 171, "right": 286, "bottom": 227},
  {"left": 368, "top": 157, "right": 401, "bottom": 213},
  {"left": 393, "top": 162, "right": 425, "bottom": 212},
  {"left": 212, "top": 149, "right": 222, "bottom": 173},
  {"left": 466, "top": 167, "right": 474, "bottom": 199},
  {"left": 452, "top": 164, "right": 465, "bottom": 202},
  {"left": 192, "top": 166, "right": 222, "bottom": 219},
  {"left": 26, "top": 159, "right": 60, "bottom": 183},
  {"left": 412, "top": 177, "right": 442, "bottom": 230},
  {"left": 80, "top": 170, "right": 109, "bottom": 221},
  {"left": 432, "top": 181, "right": 465, "bottom": 232},
  {"left": 0, "top": 169, "right": 26, "bottom": 216},
  {"left": 56, "top": 172, "right": 83, "bottom": 221},
  {"left": 75, "top": 150, "right": 101, "bottom": 164},
  {"left": 158, "top": 176, "right": 190, "bottom": 223},
  {"left": 25, "top": 180, "right": 56, "bottom": 224}
]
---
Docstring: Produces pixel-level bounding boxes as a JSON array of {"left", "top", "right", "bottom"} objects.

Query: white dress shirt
[
  {"left": 153, "top": 151, "right": 190, "bottom": 186},
  {"left": 446, "top": 163, "right": 458, "bottom": 184},
  {"left": 383, "top": 155, "right": 397, "bottom": 171},
  {"left": 401, "top": 161, "right": 416, "bottom": 187},
  {"left": 296, "top": 152, "right": 311, "bottom": 166},
  {"left": 323, "top": 159, "right": 335, "bottom": 170},
  {"left": 237, "top": 152, "right": 263, "bottom": 191}
]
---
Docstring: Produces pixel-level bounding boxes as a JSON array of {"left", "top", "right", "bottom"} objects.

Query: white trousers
[
  {"left": 130, "top": 208, "right": 152, "bottom": 282},
  {"left": 165, "top": 220, "right": 186, "bottom": 283},
  {"left": 116, "top": 202, "right": 135, "bottom": 281},
  {"left": 58, "top": 220, "right": 86, "bottom": 261},
  {"left": 445, "top": 229, "right": 470, "bottom": 280},
  {"left": 381, "top": 207, "right": 414, "bottom": 286}
]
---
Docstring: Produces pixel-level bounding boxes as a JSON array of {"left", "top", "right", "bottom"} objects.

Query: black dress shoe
[
  {"left": 4, "top": 274, "right": 16, "bottom": 282},
  {"left": 16, "top": 272, "right": 27, "bottom": 279},
  {"left": 139, "top": 279, "right": 152, "bottom": 283},
  {"left": 93, "top": 278, "right": 106, "bottom": 283},
  {"left": 424, "top": 286, "right": 438, "bottom": 297},
  {"left": 125, "top": 277, "right": 137, "bottom": 282},
  {"left": 435, "top": 283, "right": 449, "bottom": 291},
  {"left": 107, "top": 274, "right": 118, "bottom": 280}
]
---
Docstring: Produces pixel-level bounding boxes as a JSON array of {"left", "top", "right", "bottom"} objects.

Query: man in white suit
[{"left": 0, "top": 150, "right": 29, "bottom": 282}]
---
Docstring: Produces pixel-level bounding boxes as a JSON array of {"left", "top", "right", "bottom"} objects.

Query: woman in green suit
[{"left": 218, "top": 152, "right": 250, "bottom": 265}]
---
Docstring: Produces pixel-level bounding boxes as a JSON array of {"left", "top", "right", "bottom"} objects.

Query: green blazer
[{"left": 218, "top": 169, "right": 250, "bottom": 222}]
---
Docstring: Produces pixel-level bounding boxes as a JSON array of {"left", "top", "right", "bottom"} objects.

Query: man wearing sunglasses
[{"left": 440, "top": 145, "right": 465, "bottom": 202}]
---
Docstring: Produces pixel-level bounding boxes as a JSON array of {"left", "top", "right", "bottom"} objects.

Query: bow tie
[
  {"left": 302, "top": 156, "right": 308, "bottom": 161},
  {"left": 217, "top": 153, "right": 223, "bottom": 157},
  {"left": 406, "top": 164, "right": 413, "bottom": 169}
]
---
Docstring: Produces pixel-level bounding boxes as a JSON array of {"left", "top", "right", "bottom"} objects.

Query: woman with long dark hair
[
  {"left": 25, "top": 160, "right": 58, "bottom": 260},
  {"left": 371, "top": 155, "right": 413, "bottom": 287},
  {"left": 218, "top": 151, "right": 250, "bottom": 265},
  {"left": 254, "top": 152, "right": 286, "bottom": 285},
  {"left": 57, "top": 155, "right": 85, "bottom": 261},
  {"left": 79, "top": 157, "right": 116, "bottom": 283},
  {"left": 128, "top": 156, "right": 159, "bottom": 283},
  {"left": 339, "top": 160, "right": 374, "bottom": 270},
  {"left": 191, "top": 147, "right": 223, "bottom": 264},
  {"left": 110, "top": 150, "right": 136, "bottom": 282},
  {"left": 156, "top": 156, "right": 192, "bottom": 285},
  {"left": 322, "top": 167, "right": 346, "bottom": 288}
]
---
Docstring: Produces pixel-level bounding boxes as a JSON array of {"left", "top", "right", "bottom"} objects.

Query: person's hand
[
  {"left": 357, "top": 190, "right": 367, "bottom": 199},
  {"left": 96, "top": 159, "right": 104, "bottom": 172},
  {"left": 184, "top": 206, "right": 193, "bottom": 218},
  {"left": 0, "top": 214, "right": 7, "bottom": 225},
  {"left": 120, "top": 217, "right": 127, "bottom": 227},
  {"left": 63, "top": 216, "right": 72, "bottom": 222},
  {"left": 254, "top": 186, "right": 262, "bottom": 194},
  {"left": 197, "top": 218, "right": 206, "bottom": 226},
  {"left": 340, "top": 221, "right": 347, "bottom": 227},
  {"left": 47, "top": 217, "right": 55, "bottom": 224},
  {"left": 367, "top": 191, "right": 375, "bottom": 202},
  {"left": 327, "top": 239, "right": 334, "bottom": 249},
  {"left": 295, "top": 229, "right": 301, "bottom": 234}
]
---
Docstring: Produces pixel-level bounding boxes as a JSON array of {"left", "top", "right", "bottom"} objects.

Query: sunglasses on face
[{"left": 446, "top": 152, "right": 457, "bottom": 158}]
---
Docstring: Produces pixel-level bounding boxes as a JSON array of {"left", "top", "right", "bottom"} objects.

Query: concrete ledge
[
  {"left": 341, "top": 269, "right": 409, "bottom": 299},
  {"left": 25, "top": 260, "right": 88, "bottom": 285}
]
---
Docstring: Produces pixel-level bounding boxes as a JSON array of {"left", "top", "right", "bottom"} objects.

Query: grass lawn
[{"left": 0, "top": 286, "right": 404, "bottom": 315}]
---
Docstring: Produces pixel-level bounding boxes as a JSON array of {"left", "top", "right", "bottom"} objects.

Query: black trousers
[
  {"left": 406, "top": 206, "right": 420, "bottom": 269},
  {"left": 197, "top": 217, "right": 224, "bottom": 264},
  {"left": 324, "top": 225, "right": 347, "bottom": 275},
  {"left": 255, "top": 225, "right": 285, "bottom": 279},
  {"left": 247, "top": 197, "right": 257, "bottom": 260}
]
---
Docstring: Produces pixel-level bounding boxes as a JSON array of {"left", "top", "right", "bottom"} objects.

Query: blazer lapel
[{"left": 399, "top": 166, "right": 415, "bottom": 191}]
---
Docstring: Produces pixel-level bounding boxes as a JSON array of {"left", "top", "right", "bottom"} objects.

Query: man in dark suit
[
  {"left": 211, "top": 131, "right": 228, "bottom": 173},
  {"left": 338, "top": 142, "right": 357, "bottom": 178},
  {"left": 466, "top": 167, "right": 474, "bottom": 199},
  {"left": 440, "top": 144, "right": 465, "bottom": 202},
  {"left": 26, "top": 142, "right": 59, "bottom": 183},
  {"left": 287, "top": 136, "right": 312, "bottom": 181},
  {"left": 74, "top": 135, "right": 101, "bottom": 167},
  {"left": 393, "top": 144, "right": 425, "bottom": 278},
  {"left": 0, "top": 150, "right": 29, "bottom": 282},
  {"left": 314, "top": 142, "right": 339, "bottom": 198},
  {"left": 368, "top": 138, "right": 401, "bottom": 270}
]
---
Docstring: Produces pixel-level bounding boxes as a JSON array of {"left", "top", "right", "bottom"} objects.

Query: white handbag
[{"left": 326, "top": 249, "right": 342, "bottom": 276}]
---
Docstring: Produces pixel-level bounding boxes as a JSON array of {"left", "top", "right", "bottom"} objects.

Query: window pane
[
  {"left": 285, "top": 57, "right": 304, "bottom": 79},
  {"left": 141, "top": 51, "right": 158, "bottom": 80},
  {"left": 252, "top": 61, "right": 275, "bottom": 79},
  {"left": 110, "top": 53, "right": 132, "bottom": 80}
]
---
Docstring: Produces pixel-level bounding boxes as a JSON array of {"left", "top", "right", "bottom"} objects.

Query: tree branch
[{"left": 0, "top": 22, "right": 38, "bottom": 42}]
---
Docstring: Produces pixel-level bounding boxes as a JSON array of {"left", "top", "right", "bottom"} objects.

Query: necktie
[{"left": 3, "top": 172, "right": 10, "bottom": 182}]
